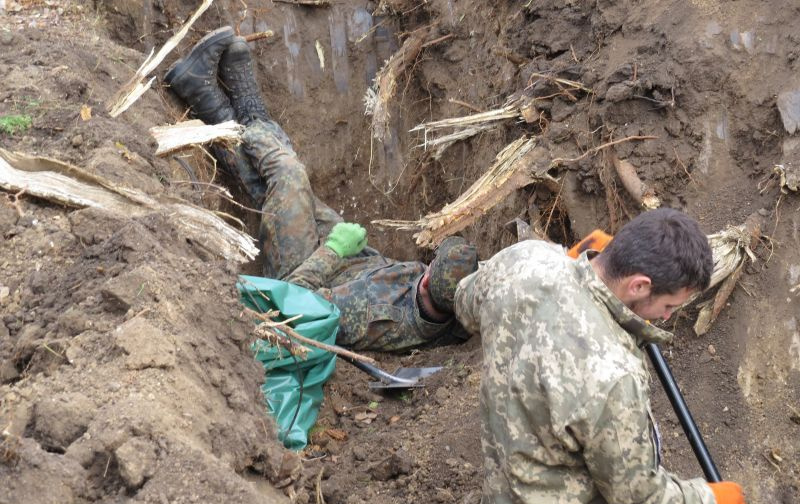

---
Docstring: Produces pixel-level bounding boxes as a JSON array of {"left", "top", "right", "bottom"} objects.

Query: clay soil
[{"left": 1, "top": 1, "right": 799, "bottom": 503}]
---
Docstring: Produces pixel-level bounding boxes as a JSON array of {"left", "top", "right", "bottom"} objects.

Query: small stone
[
  {"left": 0, "top": 286, "right": 9, "bottom": 305},
  {"left": 777, "top": 90, "right": 800, "bottom": 134},
  {"left": 17, "top": 215, "right": 37, "bottom": 228},
  {"left": 116, "top": 437, "right": 157, "bottom": 489},
  {"left": 434, "top": 387, "right": 449, "bottom": 405},
  {"left": 70, "top": 135, "right": 83, "bottom": 147},
  {"left": 605, "top": 82, "right": 635, "bottom": 103},
  {"left": 326, "top": 439, "right": 342, "bottom": 456},
  {"left": 707, "top": 344, "right": 716, "bottom": 356},
  {"left": 0, "top": 32, "right": 15, "bottom": 45},
  {"left": 369, "top": 449, "right": 412, "bottom": 481},
  {"left": 352, "top": 446, "right": 367, "bottom": 461},
  {"left": 115, "top": 317, "right": 176, "bottom": 370},
  {"left": 0, "top": 359, "right": 19, "bottom": 383},
  {"left": 434, "top": 488, "right": 454, "bottom": 503},
  {"left": 278, "top": 451, "right": 302, "bottom": 481}
]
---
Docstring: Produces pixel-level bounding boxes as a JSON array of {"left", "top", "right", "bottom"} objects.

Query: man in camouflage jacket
[
  {"left": 455, "top": 209, "right": 746, "bottom": 504},
  {"left": 165, "top": 27, "right": 477, "bottom": 352}
]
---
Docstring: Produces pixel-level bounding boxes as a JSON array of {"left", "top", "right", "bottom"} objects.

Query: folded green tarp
[{"left": 237, "top": 275, "right": 338, "bottom": 451}]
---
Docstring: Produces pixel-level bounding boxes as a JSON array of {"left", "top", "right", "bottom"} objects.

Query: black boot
[
  {"left": 219, "top": 37, "right": 270, "bottom": 126},
  {"left": 164, "top": 26, "right": 236, "bottom": 125}
]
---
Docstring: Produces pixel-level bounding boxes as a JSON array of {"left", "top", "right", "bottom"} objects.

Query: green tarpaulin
[{"left": 237, "top": 275, "right": 338, "bottom": 451}]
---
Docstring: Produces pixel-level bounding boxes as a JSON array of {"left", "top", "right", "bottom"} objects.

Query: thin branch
[
  {"left": 273, "top": 0, "right": 330, "bottom": 5},
  {"left": 421, "top": 33, "right": 454, "bottom": 49},
  {"left": 551, "top": 135, "right": 657, "bottom": 166},
  {"left": 244, "top": 308, "right": 377, "bottom": 365},
  {"left": 672, "top": 146, "right": 697, "bottom": 187},
  {"left": 528, "top": 72, "right": 593, "bottom": 94},
  {"left": 171, "top": 180, "right": 274, "bottom": 216},
  {"left": 243, "top": 31, "right": 275, "bottom": 42},
  {"left": 448, "top": 98, "right": 484, "bottom": 114},
  {"left": 4, "top": 187, "right": 26, "bottom": 217}
]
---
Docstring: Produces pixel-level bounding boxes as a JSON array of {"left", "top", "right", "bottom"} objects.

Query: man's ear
[{"left": 626, "top": 274, "right": 652, "bottom": 300}]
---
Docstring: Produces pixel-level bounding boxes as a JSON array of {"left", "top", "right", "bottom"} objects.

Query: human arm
[
  {"left": 453, "top": 269, "right": 484, "bottom": 336},
  {"left": 574, "top": 375, "right": 715, "bottom": 504},
  {"left": 285, "top": 246, "right": 342, "bottom": 291},
  {"left": 285, "top": 222, "right": 367, "bottom": 291}
]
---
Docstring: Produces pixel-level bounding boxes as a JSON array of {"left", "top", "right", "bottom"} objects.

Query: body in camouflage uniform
[
  {"left": 454, "top": 240, "right": 715, "bottom": 504},
  {"left": 236, "top": 119, "right": 459, "bottom": 351}
]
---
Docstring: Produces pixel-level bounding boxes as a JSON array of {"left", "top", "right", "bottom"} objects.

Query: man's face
[{"left": 628, "top": 287, "right": 693, "bottom": 322}]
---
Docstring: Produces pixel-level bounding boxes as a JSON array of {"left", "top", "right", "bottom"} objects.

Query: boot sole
[{"left": 164, "top": 26, "right": 235, "bottom": 86}]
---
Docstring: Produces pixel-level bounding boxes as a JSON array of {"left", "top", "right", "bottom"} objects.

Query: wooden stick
[
  {"left": 369, "top": 26, "right": 431, "bottom": 141},
  {"left": 609, "top": 151, "right": 661, "bottom": 209},
  {"left": 551, "top": 135, "right": 657, "bottom": 166},
  {"left": 529, "top": 72, "right": 593, "bottom": 94},
  {"left": 421, "top": 33, "right": 454, "bottom": 49},
  {"left": 448, "top": 98, "right": 484, "bottom": 114},
  {"left": 273, "top": 0, "right": 330, "bottom": 5},
  {"left": 170, "top": 180, "right": 273, "bottom": 216},
  {"left": 243, "top": 31, "right": 275, "bottom": 42},
  {"left": 244, "top": 308, "right": 377, "bottom": 365},
  {"left": 5, "top": 187, "right": 26, "bottom": 217},
  {"left": 150, "top": 119, "right": 243, "bottom": 156}
]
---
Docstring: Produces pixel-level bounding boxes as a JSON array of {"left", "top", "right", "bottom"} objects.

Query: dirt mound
[
  {"left": 0, "top": 14, "right": 295, "bottom": 504},
  {"left": 2, "top": 1, "right": 799, "bottom": 503}
]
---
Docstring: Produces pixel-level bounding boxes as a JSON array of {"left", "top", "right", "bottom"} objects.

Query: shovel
[
  {"left": 646, "top": 343, "right": 722, "bottom": 482},
  {"left": 337, "top": 353, "right": 442, "bottom": 389}
]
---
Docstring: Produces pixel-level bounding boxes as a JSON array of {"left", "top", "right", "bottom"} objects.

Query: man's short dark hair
[{"left": 597, "top": 208, "right": 713, "bottom": 294}]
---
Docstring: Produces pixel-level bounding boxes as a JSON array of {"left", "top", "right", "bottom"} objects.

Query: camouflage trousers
[{"left": 225, "top": 119, "right": 342, "bottom": 279}]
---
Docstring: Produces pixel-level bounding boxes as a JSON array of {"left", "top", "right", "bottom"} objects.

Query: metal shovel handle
[{"left": 645, "top": 343, "right": 722, "bottom": 483}]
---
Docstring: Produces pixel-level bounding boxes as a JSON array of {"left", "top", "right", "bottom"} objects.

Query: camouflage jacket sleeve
[
  {"left": 285, "top": 245, "right": 341, "bottom": 291},
  {"left": 573, "top": 374, "right": 715, "bottom": 504},
  {"left": 453, "top": 269, "right": 485, "bottom": 337}
]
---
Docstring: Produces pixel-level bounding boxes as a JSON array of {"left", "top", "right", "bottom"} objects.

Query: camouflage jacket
[
  {"left": 454, "top": 240, "right": 715, "bottom": 504},
  {"left": 286, "top": 246, "right": 455, "bottom": 351}
]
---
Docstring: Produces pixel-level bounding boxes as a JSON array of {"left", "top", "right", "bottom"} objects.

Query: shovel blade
[{"left": 367, "top": 366, "right": 443, "bottom": 389}]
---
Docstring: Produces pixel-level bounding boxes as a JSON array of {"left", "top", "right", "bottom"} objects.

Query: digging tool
[
  {"left": 645, "top": 343, "right": 722, "bottom": 482},
  {"left": 337, "top": 353, "right": 442, "bottom": 390}
]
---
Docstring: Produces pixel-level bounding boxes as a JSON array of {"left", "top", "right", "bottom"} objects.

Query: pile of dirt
[
  {"left": 2, "top": 0, "right": 799, "bottom": 503},
  {"left": 0, "top": 11, "right": 298, "bottom": 504}
]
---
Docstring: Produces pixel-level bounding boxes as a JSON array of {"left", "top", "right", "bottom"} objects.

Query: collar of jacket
[
  {"left": 574, "top": 251, "right": 673, "bottom": 347},
  {"left": 412, "top": 274, "right": 452, "bottom": 331}
]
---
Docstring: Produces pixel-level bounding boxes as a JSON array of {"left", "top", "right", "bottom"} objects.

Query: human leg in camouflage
[{"left": 241, "top": 120, "right": 320, "bottom": 278}]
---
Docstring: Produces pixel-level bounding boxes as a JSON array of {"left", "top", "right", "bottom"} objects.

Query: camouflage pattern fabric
[
  {"left": 241, "top": 119, "right": 457, "bottom": 351},
  {"left": 242, "top": 119, "right": 319, "bottom": 279},
  {"left": 212, "top": 143, "right": 266, "bottom": 206},
  {"left": 454, "top": 240, "right": 715, "bottom": 504},
  {"left": 287, "top": 246, "right": 454, "bottom": 351},
  {"left": 428, "top": 236, "right": 478, "bottom": 312}
]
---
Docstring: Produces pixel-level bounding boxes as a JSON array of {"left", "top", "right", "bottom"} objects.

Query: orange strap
[
  {"left": 709, "top": 481, "right": 746, "bottom": 504},
  {"left": 567, "top": 229, "right": 613, "bottom": 259}
]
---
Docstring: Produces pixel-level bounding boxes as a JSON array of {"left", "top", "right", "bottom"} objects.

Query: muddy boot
[
  {"left": 219, "top": 37, "right": 270, "bottom": 126},
  {"left": 164, "top": 26, "right": 236, "bottom": 124}
]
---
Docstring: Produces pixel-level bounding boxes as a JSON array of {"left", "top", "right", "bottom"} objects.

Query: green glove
[{"left": 325, "top": 222, "right": 367, "bottom": 258}]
